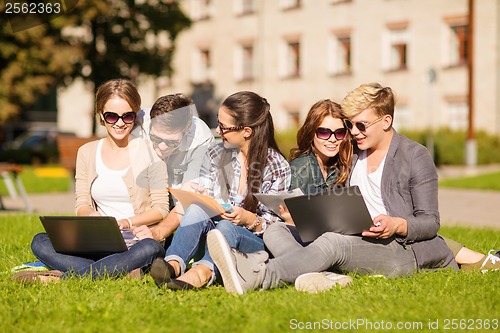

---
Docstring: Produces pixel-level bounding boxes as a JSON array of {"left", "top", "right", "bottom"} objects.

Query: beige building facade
[
  {"left": 58, "top": 0, "right": 500, "bottom": 137},
  {"left": 165, "top": 0, "right": 500, "bottom": 134}
]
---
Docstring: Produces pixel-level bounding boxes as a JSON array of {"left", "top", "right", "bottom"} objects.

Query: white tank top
[{"left": 91, "top": 139, "right": 134, "bottom": 220}]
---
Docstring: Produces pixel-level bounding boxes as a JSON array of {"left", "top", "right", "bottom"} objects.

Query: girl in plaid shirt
[{"left": 151, "top": 91, "right": 291, "bottom": 289}]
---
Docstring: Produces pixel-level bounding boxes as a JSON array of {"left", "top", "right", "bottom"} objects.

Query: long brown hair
[
  {"left": 222, "top": 91, "right": 282, "bottom": 212},
  {"left": 95, "top": 79, "right": 141, "bottom": 126},
  {"left": 289, "top": 99, "right": 352, "bottom": 185}
]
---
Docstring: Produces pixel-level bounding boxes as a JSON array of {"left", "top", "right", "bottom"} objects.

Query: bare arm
[
  {"left": 76, "top": 206, "right": 100, "bottom": 216},
  {"left": 152, "top": 205, "right": 182, "bottom": 240}
]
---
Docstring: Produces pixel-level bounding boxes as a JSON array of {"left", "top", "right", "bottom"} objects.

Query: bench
[
  {"left": 56, "top": 134, "right": 99, "bottom": 189},
  {"left": 0, "top": 163, "right": 33, "bottom": 212}
]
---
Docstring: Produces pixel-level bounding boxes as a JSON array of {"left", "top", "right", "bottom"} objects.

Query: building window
[
  {"left": 235, "top": 0, "right": 255, "bottom": 15},
  {"left": 447, "top": 99, "right": 468, "bottom": 130},
  {"left": 192, "top": 48, "right": 213, "bottom": 83},
  {"left": 443, "top": 16, "right": 469, "bottom": 67},
  {"left": 384, "top": 24, "right": 409, "bottom": 71},
  {"left": 328, "top": 32, "right": 352, "bottom": 75},
  {"left": 449, "top": 24, "right": 469, "bottom": 66},
  {"left": 235, "top": 43, "right": 255, "bottom": 81},
  {"left": 191, "top": 0, "right": 213, "bottom": 21},
  {"left": 280, "top": 0, "right": 301, "bottom": 10},
  {"left": 279, "top": 39, "right": 301, "bottom": 78}
]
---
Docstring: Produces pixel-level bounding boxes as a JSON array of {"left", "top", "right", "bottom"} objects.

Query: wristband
[
  {"left": 126, "top": 218, "right": 133, "bottom": 228},
  {"left": 247, "top": 215, "right": 262, "bottom": 231}
]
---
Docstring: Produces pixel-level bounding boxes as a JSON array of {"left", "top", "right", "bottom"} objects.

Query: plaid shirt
[{"left": 199, "top": 142, "right": 291, "bottom": 234}]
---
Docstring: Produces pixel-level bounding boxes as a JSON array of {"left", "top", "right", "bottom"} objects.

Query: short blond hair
[{"left": 342, "top": 83, "right": 396, "bottom": 118}]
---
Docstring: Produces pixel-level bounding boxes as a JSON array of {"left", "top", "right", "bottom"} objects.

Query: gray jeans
[{"left": 262, "top": 223, "right": 417, "bottom": 289}]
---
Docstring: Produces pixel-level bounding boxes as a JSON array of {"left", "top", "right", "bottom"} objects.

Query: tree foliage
[
  {"left": 0, "top": 6, "right": 80, "bottom": 123},
  {"left": 63, "top": 0, "right": 191, "bottom": 87},
  {"left": 0, "top": 0, "right": 191, "bottom": 125}
]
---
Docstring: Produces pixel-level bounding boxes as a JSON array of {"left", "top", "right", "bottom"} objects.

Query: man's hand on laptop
[{"left": 362, "top": 215, "right": 408, "bottom": 239}]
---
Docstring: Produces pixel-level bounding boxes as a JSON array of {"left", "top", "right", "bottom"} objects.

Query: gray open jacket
[{"left": 349, "top": 131, "right": 458, "bottom": 271}]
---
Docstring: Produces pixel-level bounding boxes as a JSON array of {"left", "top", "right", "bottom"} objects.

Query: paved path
[
  {"left": 1, "top": 187, "right": 499, "bottom": 230},
  {"left": 0, "top": 192, "right": 75, "bottom": 215},
  {"left": 438, "top": 188, "right": 500, "bottom": 229}
]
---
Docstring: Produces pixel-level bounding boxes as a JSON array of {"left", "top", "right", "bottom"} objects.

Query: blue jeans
[
  {"left": 31, "top": 233, "right": 165, "bottom": 279},
  {"left": 164, "top": 204, "right": 265, "bottom": 283}
]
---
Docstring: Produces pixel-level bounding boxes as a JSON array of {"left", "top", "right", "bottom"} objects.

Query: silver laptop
[
  {"left": 284, "top": 186, "right": 373, "bottom": 242},
  {"left": 39, "top": 216, "right": 128, "bottom": 255}
]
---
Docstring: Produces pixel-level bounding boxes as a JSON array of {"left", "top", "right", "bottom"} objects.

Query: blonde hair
[{"left": 342, "top": 83, "right": 396, "bottom": 119}]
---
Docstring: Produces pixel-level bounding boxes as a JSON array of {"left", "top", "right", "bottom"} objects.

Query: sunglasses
[
  {"left": 102, "top": 111, "right": 136, "bottom": 124},
  {"left": 149, "top": 133, "right": 182, "bottom": 149},
  {"left": 217, "top": 121, "right": 244, "bottom": 134},
  {"left": 315, "top": 127, "right": 347, "bottom": 141},
  {"left": 344, "top": 116, "right": 384, "bottom": 132}
]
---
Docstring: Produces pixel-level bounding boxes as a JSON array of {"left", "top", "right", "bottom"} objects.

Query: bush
[
  {"left": 476, "top": 130, "right": 500, "bottom": 164},
  {"left": 276, "top": 128, "right": 299, "bottom": 160},
  {"left": 402, "top": 128, "right": 500, "bottom": 166},
  {"left": 402, "top": 128, "right": 462, "bottom": 166}
]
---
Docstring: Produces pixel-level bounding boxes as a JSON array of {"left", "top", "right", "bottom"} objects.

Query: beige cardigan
[{"left": 74, "top": 136, "right": 170, "bottom": 219}]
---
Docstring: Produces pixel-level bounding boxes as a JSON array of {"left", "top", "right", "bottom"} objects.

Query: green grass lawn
[
  {"left": 0, "top": 215, "right": 498, "bottom": 333},
  {"left": 0, "top": 165, "right": 70, "bottom": 195},
  {"left": 439, "top": 171, "right": 500, "bottom": 191}
]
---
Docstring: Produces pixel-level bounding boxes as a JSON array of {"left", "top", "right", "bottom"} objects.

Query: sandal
[
  {"left": 150, "top": 258, "right": 177, "bottom": 288},
  {"left": 12, "top": 270, "right": 63, "bottom": 284},
  {"left": 166, "top": 279, "right": 196, "bottom": 290}
]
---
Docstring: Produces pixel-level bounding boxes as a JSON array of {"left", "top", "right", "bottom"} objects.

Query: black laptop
[
  {"left": 39, "top": 216, "right": 128, "bottom": 255},
  {"left": 284, "top": 186, "right": 374, "bottom": 242}
]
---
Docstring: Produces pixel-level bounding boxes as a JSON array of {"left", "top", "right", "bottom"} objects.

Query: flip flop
[{"left": 12, "top": 270, "right": 63, "bottom": 284}]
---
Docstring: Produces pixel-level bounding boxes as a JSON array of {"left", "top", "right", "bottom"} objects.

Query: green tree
[
  {"left": 0, "top": 4, "right": 80, "bottom": 123},
  {"left": 0, "top": 0, "right": 191, "bottom": 129},
  {"left": 64, "top": 0, "right": 191, "bottom": 86}
]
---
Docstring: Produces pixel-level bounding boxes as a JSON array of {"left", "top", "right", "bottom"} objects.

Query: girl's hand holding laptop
[{"left": 278, "top": 204, "right": 294, "bottom": 225}]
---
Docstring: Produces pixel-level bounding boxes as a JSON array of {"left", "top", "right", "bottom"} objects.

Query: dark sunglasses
[
  {"left": 149, "top": 133, "right": 182, "bottom": 149},
  {"left": 218, "top": 121, "right": 244, "bottom": 134},
  {"left": 344, "top": 116, "right": 384, "bottom": 132},
  {"left": 315, "top": 127, "right": 347, "bottom": 141},
  {"left": 102, "top": 111, "right": 136, "bottom": 124}
]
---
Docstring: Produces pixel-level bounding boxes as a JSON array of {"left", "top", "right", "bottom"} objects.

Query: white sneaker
[
  {"left": 207, "top": 229, "right": 268, "bottom": 294},
  {"left": 479, "top": 250, "right": 500, "bottom": 273},
  {"left": 295, "top": 272, "right": 353, "bottom": 293}
]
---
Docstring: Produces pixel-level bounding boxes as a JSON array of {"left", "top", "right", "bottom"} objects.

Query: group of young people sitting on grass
[{"left": 12, "top": 79, "right": 500, "bottom": 292}]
